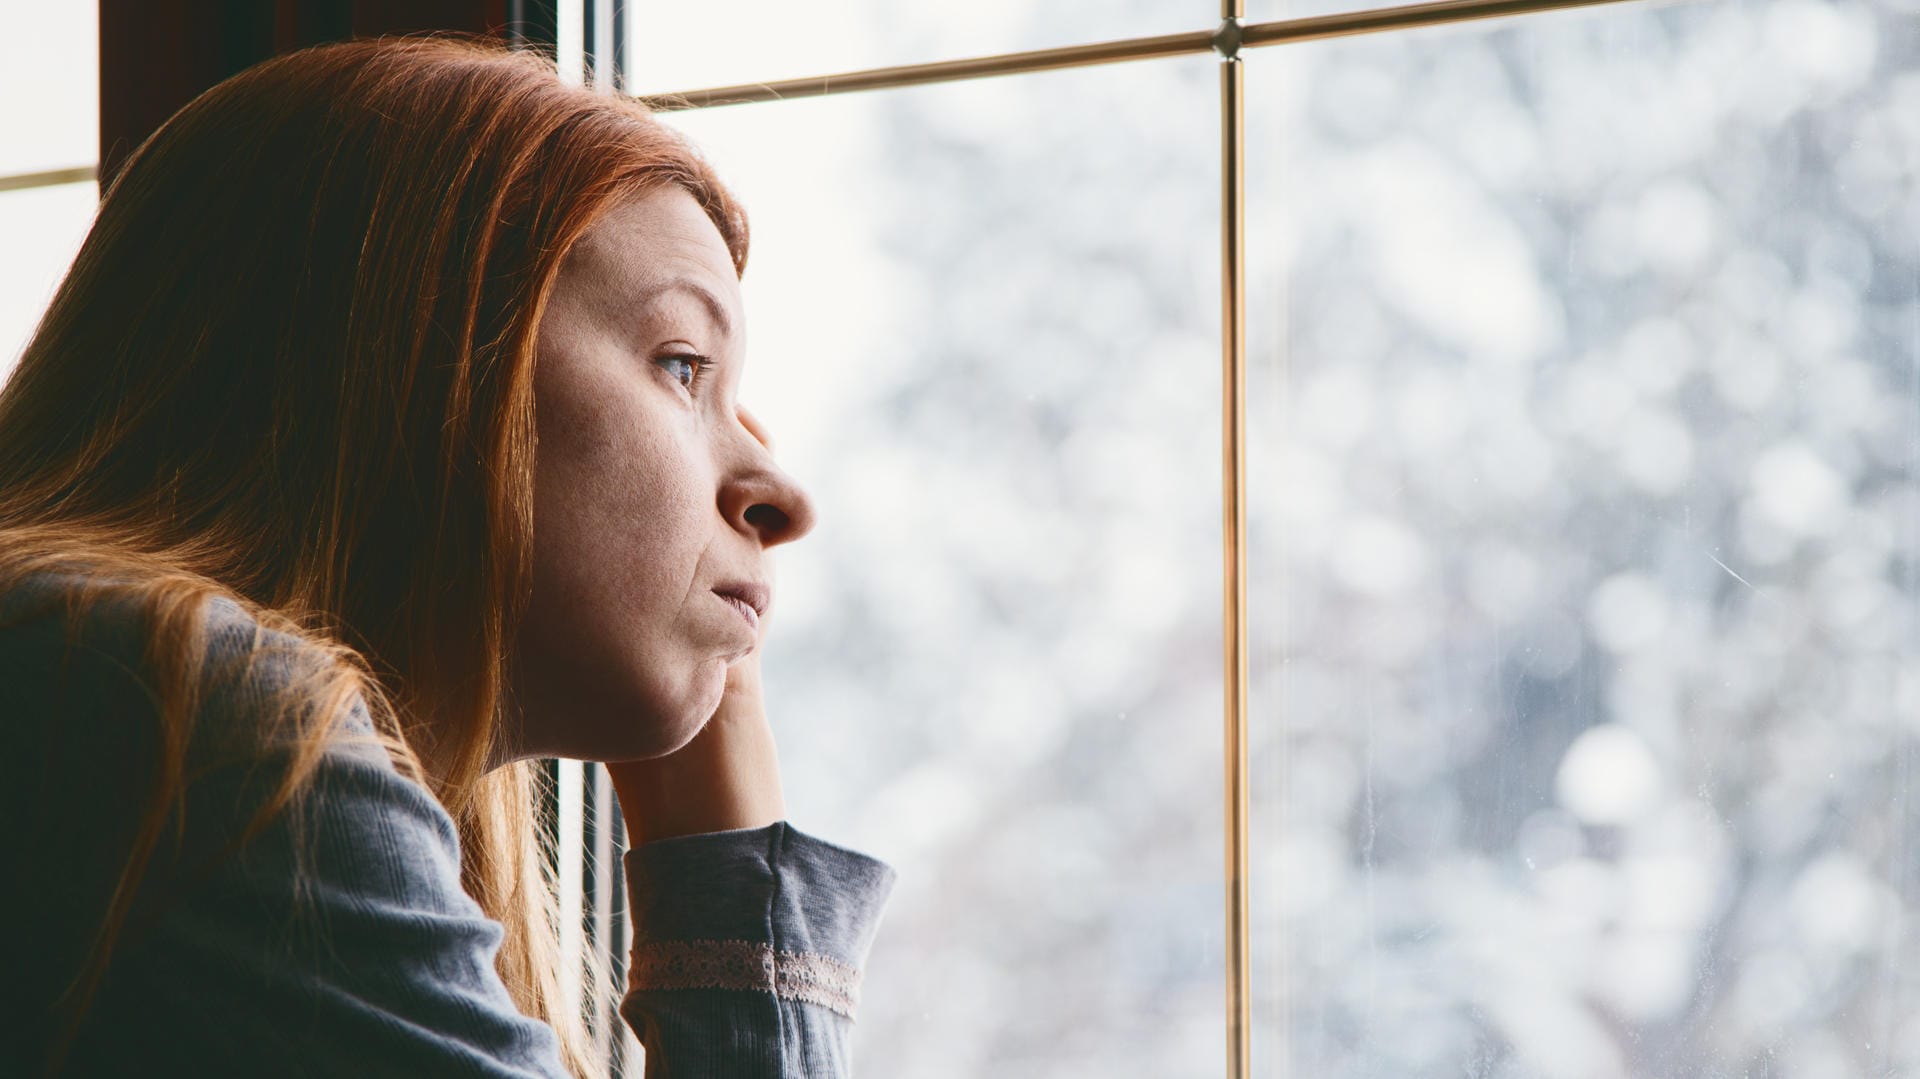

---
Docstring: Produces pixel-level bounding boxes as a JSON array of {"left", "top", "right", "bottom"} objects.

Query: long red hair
[{"left": 0, "top": 35, "right": 747, "bottom": 1077}]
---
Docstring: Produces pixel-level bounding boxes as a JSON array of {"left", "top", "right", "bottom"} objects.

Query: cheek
[
  {"left": 517, "top": 366, "right": 734, "bottom": 757},
  {"left": 534, "top": 435, "right": 693, "bottom": 645},
  {"left": 534, "top": 367, "right": 684, "bottom": 584}
]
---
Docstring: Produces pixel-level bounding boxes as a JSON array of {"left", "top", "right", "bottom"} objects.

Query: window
[
  {"left": 1252, "top": 1, "right": 1915, "bottom": 1073},
  {"left": 612, "top": 0, "right": 1919, "bottom": 1074},
  {"left": 21, "top": 2, "right": 1905, "bottom": 1073},
  {"left": 0, "top": 4, "right": 98, "bottom": 378}
]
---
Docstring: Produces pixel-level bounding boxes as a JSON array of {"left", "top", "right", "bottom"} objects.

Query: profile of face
[{"left": 504, "top": 186, "right": 817, "bottom": 765}]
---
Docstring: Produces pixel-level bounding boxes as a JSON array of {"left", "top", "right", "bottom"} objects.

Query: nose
[
  {"left": 731, "top": 469, "right": 816, "bottom": 548},
  {"left": 723, "top": 405, "right": 818, "bottom": 548}
]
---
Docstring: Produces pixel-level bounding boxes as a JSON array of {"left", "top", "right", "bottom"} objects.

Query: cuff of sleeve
[{"left": 623, "top": 821, "right": 898, "bottom": 1019}]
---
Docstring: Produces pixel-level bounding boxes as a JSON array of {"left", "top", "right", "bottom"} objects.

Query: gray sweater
[{"left": 1, "top": 573, "right": 897, "bottom": 1077}]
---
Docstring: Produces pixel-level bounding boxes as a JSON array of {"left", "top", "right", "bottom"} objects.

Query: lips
[
  {"left": 712, "top": 580, "right": 769, "bottom": 633},
  {"left": 717, "top": 591, "right": 759, "bottom": 633}
]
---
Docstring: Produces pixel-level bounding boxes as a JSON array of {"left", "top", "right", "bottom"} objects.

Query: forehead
[{"left": 563, "top": 187, "right": 740, "bottom": 303}]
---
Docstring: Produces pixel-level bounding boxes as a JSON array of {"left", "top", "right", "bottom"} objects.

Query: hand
[{"left": 605, "top": 613, "right": 786, "bottom": 849}]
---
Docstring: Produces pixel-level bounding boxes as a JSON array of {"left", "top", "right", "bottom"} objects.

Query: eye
[{"left": 657, "top": 353, "right": 712, "bottom": 395}]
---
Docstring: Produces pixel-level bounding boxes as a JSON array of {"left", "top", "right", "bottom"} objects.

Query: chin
[
  {"left": 600, "top": 660, "right": 728, "bottom": 761},
  {"left": 517, "top": 651, "right": 730, "bottom": 763},
  {"left": 677, "top": 658, "right": 731, "bottom": 742}
]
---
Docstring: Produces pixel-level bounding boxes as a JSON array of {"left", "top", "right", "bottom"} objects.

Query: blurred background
[{"left": 6, "top": 0, "right": 1918, "bottom": 1075}]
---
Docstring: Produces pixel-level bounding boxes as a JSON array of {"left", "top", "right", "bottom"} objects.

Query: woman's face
[{"left": 504, "top": 186, "right": 816, "bottom": 765}]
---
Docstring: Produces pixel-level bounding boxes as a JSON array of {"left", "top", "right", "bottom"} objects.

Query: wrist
[{"left": 608, "top": 694, "right": 786, "bottom": 847}]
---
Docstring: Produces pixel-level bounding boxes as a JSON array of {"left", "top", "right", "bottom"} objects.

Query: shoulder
[
  {"left": 0, "top": 565, "right": 413, "bottom": 893},
  {"left": 0, "top": 568, "right": 414, "bottom": 878},
  {"left": 0, "top": 575, "right": 566, "bottom": 1076},
  {"left": 2, "top": 571, "right": 503, "bottom": 1068},
  {"left": 0, "top": 567, "right": 380, "bottom": 758},
  {"left": 0, "top": 565, "right": 460, "bottom": 881}
]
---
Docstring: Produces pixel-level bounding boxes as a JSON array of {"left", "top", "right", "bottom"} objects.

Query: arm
[
  {"left": 619, "top": 821, "right": 898, "bottom": 1079},
  {"left": 0, "top": 585, "right": 574, "bottom": 1079},
  {"left": 196, "top": 637, "right": 899, "bottom": 1079},
  {"left": 606, "top": 609, "right": 900, "bottom": 1076},
  {"left": 80, "top": 696, "right": 578, "bottom": 1079}
]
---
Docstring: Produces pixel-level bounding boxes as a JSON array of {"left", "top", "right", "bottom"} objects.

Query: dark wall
[{"left": 98, "top": 0, "right": 555, "bottom": 182}]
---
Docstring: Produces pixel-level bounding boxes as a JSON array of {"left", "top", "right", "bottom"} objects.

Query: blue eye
[{"left": 658, "top": 353, "right": 712, "bottom": 393}]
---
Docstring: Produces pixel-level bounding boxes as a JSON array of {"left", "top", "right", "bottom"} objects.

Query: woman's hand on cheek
[{"left": 605, "top": 637, "right": 787, "bottom": 847}]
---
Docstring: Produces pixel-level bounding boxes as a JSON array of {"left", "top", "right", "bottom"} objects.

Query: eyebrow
[{"left": 635, "top": 277, "right": 735, "bottom": 341}]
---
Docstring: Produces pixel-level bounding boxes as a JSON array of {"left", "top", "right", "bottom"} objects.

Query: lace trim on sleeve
[{"left": 627, "top": 939, "right": 865, "bottom": 1019}]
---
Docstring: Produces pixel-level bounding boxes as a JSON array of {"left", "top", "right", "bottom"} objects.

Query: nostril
[{"left": 743, "top": 502, "right": 789, "bottom": 539}]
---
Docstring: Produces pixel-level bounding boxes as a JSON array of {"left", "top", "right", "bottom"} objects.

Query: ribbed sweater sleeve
[{"left": 620, "top": 822, "right": 899, "bottom": 1077}]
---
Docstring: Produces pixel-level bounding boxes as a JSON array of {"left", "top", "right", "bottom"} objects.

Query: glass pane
[
  {"left": 628, "top": 2, "right": 1216, "bottom": 97},
  {"left": 1246, "top": 0, "right": 1454, "bottom": 26},
  {"left": 0, "top": 182, "right": 98, "bottom": 382},
  {"left": 0, "top": 3, "right": 98, "bottom": 175},
  {"left": 1250, "top": 0, "right": 1919, "bottom": 1074},
  {"left": 656, "top": 56, "right": 1223, "bottom": 1077}
]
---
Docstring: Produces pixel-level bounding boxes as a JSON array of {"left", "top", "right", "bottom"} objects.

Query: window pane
[
  {"left": 628, "top": 3, "right": 1215, "bottom": 96},
  {"left": 1250, "top": 0, "right": 1916, "bottom": 1074},
  {"left": 0, "top": 182, "right": 97, "bottom": 381},
  {"left": 659, "top": 56, "right": 1224, "bottom": 1076},
  {"left": 0, "top": 3, "right": 97, "bottom": 175}
]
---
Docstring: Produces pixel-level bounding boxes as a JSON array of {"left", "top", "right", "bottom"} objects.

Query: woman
[{"left": 0, "top": 35, "right": 896, "bottom": 1078}]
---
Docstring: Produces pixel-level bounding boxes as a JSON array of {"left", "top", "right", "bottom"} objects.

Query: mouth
[
  {"left": 712, "top": 581, "right": 768, "bottom": 633},
  {"left": 715, "top": 591, "right": 760, "bottom": 634}
]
